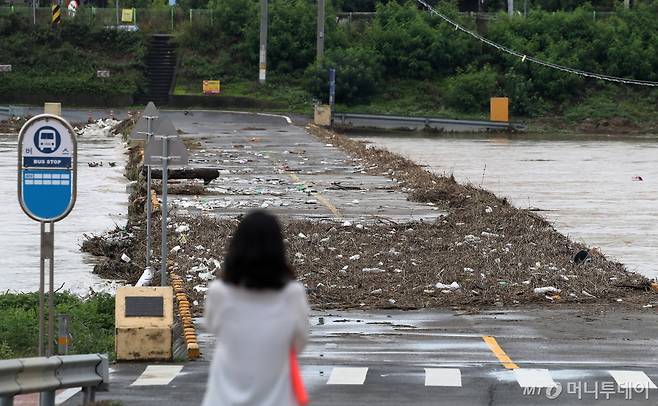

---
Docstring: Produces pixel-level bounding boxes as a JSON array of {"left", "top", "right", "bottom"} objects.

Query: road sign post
[
  {"left": 144, "top": 118, "right": 188, "bottom": 286},
  {"left": 130, "top": 102, "right": 161, "bottom": 279},
  {"left": 17, "top": 114, "right": 77, "bottom": 357}
]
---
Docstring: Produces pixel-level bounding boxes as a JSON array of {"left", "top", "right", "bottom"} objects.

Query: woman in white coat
[{"left": 202, "top": 210, "right": 310, "bottom": 406}]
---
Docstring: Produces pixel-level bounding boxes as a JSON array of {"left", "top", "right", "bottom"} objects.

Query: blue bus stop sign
[{"left": 18, "top": 114, "right": 77, "bottom": 222}]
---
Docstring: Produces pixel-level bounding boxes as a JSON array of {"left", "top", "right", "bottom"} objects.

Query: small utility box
[
  {"left": 115, "top": 286, "right": 174, "bottom": 361},
  {"left": 490, "top": 97, "right": 509, "bottom": 122}
]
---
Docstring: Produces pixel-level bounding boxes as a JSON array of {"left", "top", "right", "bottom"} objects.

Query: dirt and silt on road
[{"left": 83, "top": 119, "right": 656, "bottom": 315}]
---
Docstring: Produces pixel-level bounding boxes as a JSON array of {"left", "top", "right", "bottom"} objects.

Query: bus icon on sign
[
  {"left": 39, "top": 131, "right": 56, "bottom": 152},
  {"left": 33, "top": 127, "right": 61, "bottom": 154}
]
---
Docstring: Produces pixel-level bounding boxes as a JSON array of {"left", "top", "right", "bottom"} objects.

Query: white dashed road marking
[
  {"left": 327, "top": 367, "right": 369, "bottom": 385},
  {"left": 131, "top": 365, "right": 184, "bottom": 386},
  {"left": 514, "top": 369, "right": 557, "bottom": 388},
  {"left": 609, "top": 370, "right": 657, "bottom": 389},
  {"left": 55, "top": 388, "right": 81, "bottom": 405},
  {"left": 424, "top": 368, "right": 462, "bottom": 387}
]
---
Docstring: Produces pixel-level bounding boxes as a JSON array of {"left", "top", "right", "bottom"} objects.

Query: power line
[{"left": 415, "top": 0, "right": 658, "bottom": 87}]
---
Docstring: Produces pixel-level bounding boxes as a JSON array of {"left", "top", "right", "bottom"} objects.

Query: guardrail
[
  {"left": 0, "top": 354, "right": 109, "bottom": 406},
  {"left": 333, "top": 112, "right": 525, "bottom": 132},
  {"left": 0, "top": 106, "right": 27, "bottom": 117}
]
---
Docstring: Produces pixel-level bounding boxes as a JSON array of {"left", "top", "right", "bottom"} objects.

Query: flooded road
[
  {"left": 354, "top": 134, "right": 658, "bottom": 279},
  {"left": 0, "top": 133, "right": 128, "bottom": 293}
]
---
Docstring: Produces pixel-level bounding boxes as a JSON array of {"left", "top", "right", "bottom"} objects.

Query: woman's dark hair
[{"left": 223, "top": 210, "right": 294, "bottom": 290}]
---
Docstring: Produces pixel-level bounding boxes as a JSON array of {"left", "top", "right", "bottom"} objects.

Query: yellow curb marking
[
  {"left": 482, "top": 336, "right": 519, "bottom": 369},
  {"left": 287, "top": 172, "right": 343, "bottom": 219}
]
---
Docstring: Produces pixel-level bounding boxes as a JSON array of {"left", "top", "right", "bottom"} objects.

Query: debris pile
[
  {"left": 0, "top": 116, "right": 27, "bottom": 133},
  {"left": 75, "top": 118, "right": 121, "bottom": 138},
  {"left": 167, "top": 215, "right": 653, "bottom": 315}
]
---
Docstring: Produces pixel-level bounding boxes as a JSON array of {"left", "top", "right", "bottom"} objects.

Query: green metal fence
[
  {"left": 0, "top": 6, "right": 617, "bottom": 33},
  {"left": 0, "top": 6, "right": 222, "bottom": 32}
]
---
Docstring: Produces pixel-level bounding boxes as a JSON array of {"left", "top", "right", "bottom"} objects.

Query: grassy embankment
[
  {"left": 0, "top": 293, "right": 115, "bottom": 360},
  {"left": 0, "top": 15, "right": 146, "bottom": 106}
]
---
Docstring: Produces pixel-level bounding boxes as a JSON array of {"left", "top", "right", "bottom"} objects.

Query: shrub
[
  {"left": 305, "top": 46, "right": 383, "bottom": 104},
  {"left": 443, "top": 66, "right": 499, "bottom": 113},
  {"left": 0, "top": 293, "right": 115, "bottom": 360}
]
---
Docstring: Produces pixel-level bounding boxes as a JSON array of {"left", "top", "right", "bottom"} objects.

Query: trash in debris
[
  {"left": 370, "top": 289, "right": 383, "bottom": 294},
  {"left": 581, "top": 290, "right": 596, "bottom": 298},
  {"left": 135, "top": 268, "right": 153, "bottom": 287},
  {"left": 175, "top": 224, "right": 190, "bottom": 234},
  {"left": 349, "top": 255, "right": 360, "bottom": 260},
  {"left": 362, "top": 268, "right": 386, "bottom": 273},
  {"left": 121, "top": 253, "right": 131, "bottom": 263},
  {"left": 533, "top": 286, "right": 560, "bottom": 295},
  {"left": 573, "top": 250, "right": 590, "bottom": 264},
  {"left": 435, "top": 282, "right": 460, "bottom": 290}
]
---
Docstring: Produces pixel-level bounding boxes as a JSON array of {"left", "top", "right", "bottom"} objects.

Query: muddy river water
[
  {"left": 0, "top": 133, "right": 128, "bottom": 293},
  {"left": 355, "top": 133, "right": 658, "bottom": 280}
]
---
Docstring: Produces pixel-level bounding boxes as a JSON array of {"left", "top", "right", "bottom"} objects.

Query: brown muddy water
[
  {"left": 0, "top": 134, "right": 128, "bottom": 293},
  {"left": 353, "top": 133, "right": 658, "bottom": 280}
]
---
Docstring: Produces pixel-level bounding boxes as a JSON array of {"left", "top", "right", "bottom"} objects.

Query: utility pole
[
  {"left": 259, "top": 0, "right": 268, "bottom": 84},
  {"left": 507, "top": 0, "right": 513, "bottom": 16},
  {"left": 316, "top": 0, "right": 325, "bottom": 61}
]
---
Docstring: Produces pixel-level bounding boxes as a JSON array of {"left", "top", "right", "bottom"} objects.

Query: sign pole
[
  {"left": 160, "top": 137, "right": 169, "bottom": 286},
  {"left": 145, "top": 117, "right": 154, "bottom": 270},
  {"left": 38, "top": 222, "right": 46, "bottom": 356},
  {"left": 47, "top": 222, "right": 54, "bottom": 356}
]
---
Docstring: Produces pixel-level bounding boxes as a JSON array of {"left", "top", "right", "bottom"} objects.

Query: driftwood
[{"left": 146, "top": 168, "right": 220, "bottom": 185}]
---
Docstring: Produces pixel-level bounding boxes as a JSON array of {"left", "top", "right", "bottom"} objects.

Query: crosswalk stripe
[
  {"left": 131, "top": 365, "right": 183, "bottom": 386},
  {"left": 514, "top": 369, "right": 557, "bottom": 388},
  {"left": 55, "top": 388, "right": 81, "bottom": 405},
  {"left": 327, "top": 367, "right": 369, "bottom": 385},
  {"left": 609, "top": 370, "right": 657, "bottom": 389},
  {"left": 424, "top": 368, "right": 462, "bottom": 387}
]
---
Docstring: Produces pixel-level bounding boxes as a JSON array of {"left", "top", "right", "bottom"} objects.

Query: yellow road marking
[
  {"left": 482, "top": 336, "right": 519, "bottom": 369},
  {"left": 288, "top": 172, "right": 343, "bottom": 218}
]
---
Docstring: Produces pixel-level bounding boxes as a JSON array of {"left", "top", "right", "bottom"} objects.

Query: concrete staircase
[{"left": 145, "top": 35, "right": 176, "bottom": 106}]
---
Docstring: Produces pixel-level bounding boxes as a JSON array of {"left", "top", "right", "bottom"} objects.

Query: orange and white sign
[{"left": 203, "top": 80, "right": 221, "bottom": 94}]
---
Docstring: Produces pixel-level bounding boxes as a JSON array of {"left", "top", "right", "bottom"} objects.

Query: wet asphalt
[{"left": 77, "top": 307, "right": 658, "bottom": 406}]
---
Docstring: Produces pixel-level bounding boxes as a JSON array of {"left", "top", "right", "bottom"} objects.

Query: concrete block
[
  {"left": 115, "top": 327, "right": 172, "bottom": 361},
  {"left": 44, "top": 103, "right": 62, "bottom": 116},
  {"left": 115, "top": 287, "right": 174, "bottom": 361},
  {"left": 314, "top": 104, "right": 332, "bottom": 126}
]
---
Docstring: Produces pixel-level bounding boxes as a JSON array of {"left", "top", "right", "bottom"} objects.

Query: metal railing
[
  {"left": 333, "top": 112, "right": 526, "bottom": 131},
  {"left": 0, "top": 354, "right": 109, "bottom": 406},
  {"left": 0, "top": 106, "right": 28, "bottom": 117}
]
